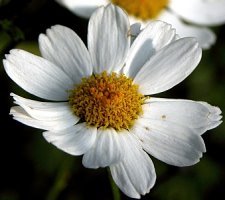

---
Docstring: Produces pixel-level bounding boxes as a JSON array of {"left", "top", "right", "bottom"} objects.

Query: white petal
[
  {"left": 110, "top": 131, "right": 156, "bottom": 199},
  {"left": 123, "top": 20, "right": 176, "bottom": 77},
  {"left": 88, "top": 4, "right": 130, "bottom": 74},
  {"left": 134, "top": 37, "right": 202, "bottom": 95},
  {"left": 159, "top": 10, "right": 216, "bottom": 49},
  {"left": 43, "top": 123, "right": 97, "bottom": 155},
  {"left": 143, "top": 98, "right": 222, "bottom": 134},
  {"left": 82, "top": 128, "right": 125, "bottom": 168},
  {"left": 56, "top": 0, "right": 108, "bottom": 18},
  {"left": 133, "top": 117, "right": 206, "bottom": 167},
  {"left": 10, "top": 102, "right": 78, "bottom": 131},
  {"left": 129, "top": 22, "right": 141, "bottom": 44},
  {"left": 11, "top": 93, "right": 79, "bottom": 121},
  {"left": 198, "top": 101, "right": 223, "bottom": 130},
  {"left": 4, "top": 49, "right": 73, "bottom": 101},
  {"left": 39, "top": 25, "right": 92, "bottom": 84},
  {"left": 169, "top": 0, "right": 225, "bottom": 26}
]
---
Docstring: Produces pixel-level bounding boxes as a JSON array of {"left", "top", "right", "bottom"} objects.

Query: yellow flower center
[
  {"left": 111, "top": 0, "right": 169, "bottom": 20},
  {"left": 69, "top": 71, "right": 145, "bottom": 130}
]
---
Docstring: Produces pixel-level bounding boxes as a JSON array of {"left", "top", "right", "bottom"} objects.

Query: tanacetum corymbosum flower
[
  {"left": 56, "top": 0, "right": 225, "bottom": 49},
  {"left": 3, "top": 4, "right": 222, "bottom": 199}
]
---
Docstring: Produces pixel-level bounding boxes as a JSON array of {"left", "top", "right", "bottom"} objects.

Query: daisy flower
[
  {"left": 55, "top": 0, "right": 225, "bottom": 49},
  {"left": 3, "top": 4, "right": 222, "bottom": 199}
]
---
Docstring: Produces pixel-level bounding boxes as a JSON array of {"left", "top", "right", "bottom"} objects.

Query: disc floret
[{"left": 69, "top": 71, "right": 145, "bottom": 130}]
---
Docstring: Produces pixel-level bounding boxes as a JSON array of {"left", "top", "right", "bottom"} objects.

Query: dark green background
[{"left": 0, "top": 0, "right": 225, "bottom": 199}]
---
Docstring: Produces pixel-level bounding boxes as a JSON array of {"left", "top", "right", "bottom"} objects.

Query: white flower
[
  {"left": 3, "top": 4, "right": 222, "bottom": 199},
  {"left": 55, "top": 0, "right": 225, "bottom": 49}
]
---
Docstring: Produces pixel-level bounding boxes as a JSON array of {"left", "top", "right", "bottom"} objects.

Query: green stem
[
  {"left": 46, "top": 158, "right": 73, "bottom": 200},
  {"left": 108, "top": 168, "right": 121, "bottom": 200}
]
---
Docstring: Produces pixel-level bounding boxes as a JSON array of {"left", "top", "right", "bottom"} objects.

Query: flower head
[
  {"left": 3, "top": 4, "right": 222, "bottom": 199},
  {"left": 56, "top": 0, "right": 225, "bottom": 49}
]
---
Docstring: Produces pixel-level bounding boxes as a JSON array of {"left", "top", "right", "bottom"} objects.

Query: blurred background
[{"left": 0, "top": 0, "right": 225, "bottom": 200}]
